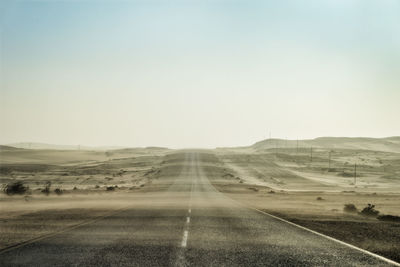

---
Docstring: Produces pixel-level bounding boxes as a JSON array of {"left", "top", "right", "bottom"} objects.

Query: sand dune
[{"left": 252, "top": 137, "right": 400, "bottom": 153}]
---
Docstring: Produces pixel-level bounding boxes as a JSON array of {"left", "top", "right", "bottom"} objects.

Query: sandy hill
[
  {"left": 7, "top": 142, "right": 125, "bottom": 151},
  {"left": 252, "top": 136, "right": 400, "bottom": 153},
  {"left": 0, "top": 145, "right": 24, "bottom": 151},
  {"left": 0, "top": 145, "right": 170, "bottom": 165}
]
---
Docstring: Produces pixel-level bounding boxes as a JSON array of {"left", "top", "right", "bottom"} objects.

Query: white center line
[
  {"left": 188, "top": 208, "right": 191, "bottom": 214},
  {"left": 181, "top": 230, "right": 188, "bottom": 247},
  {"left": 186, "top": 217, "right": 190, "bottom": 223}
]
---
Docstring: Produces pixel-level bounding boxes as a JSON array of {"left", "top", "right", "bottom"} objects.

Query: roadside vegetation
[{"left": 3, "top": 181, "right": 29, "bottom": 195}]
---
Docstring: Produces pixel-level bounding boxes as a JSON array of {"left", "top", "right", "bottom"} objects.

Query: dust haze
[
  {"left": 1, "top": 137, "right": 400, "bottom": 265},
  {"left": 1, "top": 0, "right": 400, "bottom": 266}
]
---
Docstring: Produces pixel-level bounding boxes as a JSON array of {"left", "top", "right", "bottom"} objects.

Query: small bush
[
  {"left": 344, "top": 204, "right": 358, "bottom": 213},
  {"left": 95, "top": 185, "right": 100, "bottom": 189},
  {"left": 41, "top": 181, "right": 51, "bottom": 195},
  {"left": 377, "top": 215, "right": 400, "bottom": 222},
  {"left": 341, "top": 172, "right": 354, "bottom": 177},
  {"left": 106, "top": 186, "right": 115, "bottom": 191},
  {"left": 54, "top": 188, "right": 63, "bottom": 195},
  {"left": 3, "top": 181, "right": 29, "bottom": 195},
  {"left": 73, "top": 186, "right": 78, "bottom": 190},
  {"left": 316, "top": 197, "right": 324, "bottom": 201},
  {"left": 248, "top": 187, "right": 259, "bottom": 192},
  {"left": 360, "top": 204, "right": 379, "bottom": 217}
]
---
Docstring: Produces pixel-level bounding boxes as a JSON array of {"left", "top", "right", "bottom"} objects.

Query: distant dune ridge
[
  {"left": 2, "top": 137, "right": 400, "bottom": 153},
  {"left": 252, "top": 136, "right": 400, "bottom": 153},
  {"left": 0, "top": 145, "right": 23, "bottom": 151},
  {"left": 6, "top": 142, "right": 125, "bottom": 151}
]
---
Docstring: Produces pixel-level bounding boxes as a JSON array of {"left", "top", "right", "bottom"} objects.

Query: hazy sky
[{"left": 1, "top": 0, "right": 399, "bottom": 148}]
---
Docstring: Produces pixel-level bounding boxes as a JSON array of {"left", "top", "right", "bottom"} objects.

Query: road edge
[{"left": 232, "top": 198, "right": 400, "bottom": 266}]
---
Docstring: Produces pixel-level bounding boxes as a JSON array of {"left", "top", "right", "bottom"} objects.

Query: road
[{"left": 0, "top": 152, "right": 395, "bottom": 266}]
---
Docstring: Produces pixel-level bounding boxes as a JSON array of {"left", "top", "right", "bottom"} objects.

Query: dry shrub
[
  {"left": 54, "top": 188, "right": 63, "bottom": 195},
  {"left": 378, "top": 215, "right": 400, "bottom": 222},
  {"left": 360, "top": 204, "right": 379, "bottom": 217},
  {"left": 344, "top": 203, "right": 358, "bottom": 213},
  {"left": 41, "top": 181, "right": 51, "bottom": 195},
  {"left": 3, "top": 181, "right": 29, "bottom": 195}
]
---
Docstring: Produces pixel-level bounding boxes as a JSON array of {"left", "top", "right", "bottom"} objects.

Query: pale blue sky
[{"left": 1, "top": 0, "right": 399, "bottom": 148}]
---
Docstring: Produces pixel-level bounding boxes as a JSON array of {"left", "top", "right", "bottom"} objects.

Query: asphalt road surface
[{"left": 0, "top": 152, "right": 395, "bottom": 266}]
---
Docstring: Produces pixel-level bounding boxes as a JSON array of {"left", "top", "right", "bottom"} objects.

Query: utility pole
[
  {"left": 354, "top": 163, "right": 357, "bottom": 187},
  {"left": 328, "top": 150, "right": 331, "bottom": 170},
  {"left": 296, "top": 139, "right": 299, "bottom": 155},
  {"left": 310, "top": 146, "right": 313, "bottom": 163}
]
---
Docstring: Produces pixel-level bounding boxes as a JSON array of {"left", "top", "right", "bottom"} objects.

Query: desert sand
[{"left": 1, "top": 137, "right": 399, "bottom": 263}]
